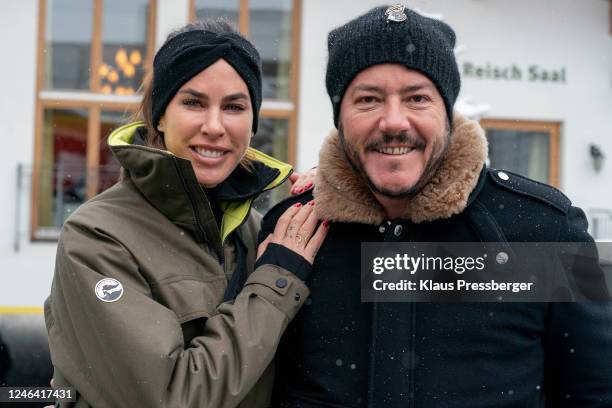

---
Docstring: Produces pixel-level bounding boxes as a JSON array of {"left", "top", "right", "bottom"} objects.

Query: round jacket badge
[{"left": 95, "top": 278, "right": 124, "bottom": 303}]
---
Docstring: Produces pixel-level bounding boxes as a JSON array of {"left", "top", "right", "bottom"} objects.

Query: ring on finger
[{"left": 295, "top": 234, "right": 305, "bottom": 245}]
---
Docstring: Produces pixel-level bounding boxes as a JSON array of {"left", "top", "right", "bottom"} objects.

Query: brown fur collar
[{"left": 314, "top": 113, "right": 488, "bottom": 225}]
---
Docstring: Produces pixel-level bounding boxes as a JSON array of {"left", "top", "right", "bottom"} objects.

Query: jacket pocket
[{"left": 149, "top": 276, "right": 227, "bottom": 323}]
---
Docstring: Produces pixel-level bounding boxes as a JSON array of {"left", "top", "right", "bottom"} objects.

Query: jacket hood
[
  {"left": 314, "top": 113, "right": 488, "bottom": 225},
  {"left": 107, "top": 122, "right": 292, "bottom": 245}
]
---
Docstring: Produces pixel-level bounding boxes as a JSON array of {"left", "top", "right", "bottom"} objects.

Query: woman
[{"left": 45, "top": 19, "right": 327, "bottom": 407}]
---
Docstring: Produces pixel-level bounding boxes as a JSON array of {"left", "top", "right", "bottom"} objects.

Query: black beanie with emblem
[{"left": 326, "top": 4, "right": 460, "bottom": 127}]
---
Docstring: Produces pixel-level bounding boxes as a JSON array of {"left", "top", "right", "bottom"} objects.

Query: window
[
  {"left": 191, "top": 0, "right": 301, "bottom": 210},
  {"left": 33, "top": 0, "right": 155, "bottom": 239},
  {"left": 32, "top": 0, "right": 300, "bottom": 239},
  {"left": 480, "top": 119, "right": 560, "bottom": 187}
]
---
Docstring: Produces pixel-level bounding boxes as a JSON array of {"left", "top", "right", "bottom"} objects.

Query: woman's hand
[
  {"left": 257, "top": 201, "right": 328, "bottom": 264},
  {"left": 288, "top": 168, "right": 317, "bottom": 195}
]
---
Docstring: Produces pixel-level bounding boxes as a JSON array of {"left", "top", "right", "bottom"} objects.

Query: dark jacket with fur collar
[{"left": 261, "top": 115, "right": 612, "bottom": 407}]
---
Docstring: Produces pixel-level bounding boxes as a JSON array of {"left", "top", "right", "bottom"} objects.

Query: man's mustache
[{"left": 364, "top": 132, "right": 426, "bottom": 152}]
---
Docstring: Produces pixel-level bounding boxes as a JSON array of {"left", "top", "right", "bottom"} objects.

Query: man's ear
[{"left": 157, "top": 117, "right": 166, "bottom": 133}]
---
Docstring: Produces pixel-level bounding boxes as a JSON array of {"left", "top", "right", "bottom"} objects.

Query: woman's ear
[{"left": 157, "top": 117, "right": 166, "bottom": 133}]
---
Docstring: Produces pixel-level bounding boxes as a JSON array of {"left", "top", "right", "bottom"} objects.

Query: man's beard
[{"left": 338, "top": 122, "right": 451, "bottom": 199}]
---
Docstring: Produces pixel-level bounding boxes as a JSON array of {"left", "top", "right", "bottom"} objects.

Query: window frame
[
  {"left": 480, "top": 118, "right": 561, "bottom": 188},
  {"left": 31, "top": 0, "right": 156, "bottom": 240}
]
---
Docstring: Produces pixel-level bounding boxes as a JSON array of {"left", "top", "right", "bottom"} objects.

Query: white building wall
[
  {"left": 0, "top": 0, "right": 58, "bottom": 308},
  {"left": 297, "top": 0, "right": 612, "bottom": 215}
]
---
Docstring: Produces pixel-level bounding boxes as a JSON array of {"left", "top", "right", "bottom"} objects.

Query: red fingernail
[
  {"left": 323, "top": 220, "right": 330, "bottom": 227},
  {"left": 297, "top": 188, "right": 304, "bottom": 194},
  {"left": 294, "top": 202, "right": 302, "bottom": 208},
  {"left": 305, "top": 182, "right": 313, "bottom": 189},
  {"left": 308, "top": 200, "right": 315, "bottom": 206}
]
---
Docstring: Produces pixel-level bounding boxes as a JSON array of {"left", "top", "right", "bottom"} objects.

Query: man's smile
[{"left": 372, "top": 145, "right": 418, "bottom": 155}]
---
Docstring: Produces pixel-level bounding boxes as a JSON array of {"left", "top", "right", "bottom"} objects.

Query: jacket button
[
  {"left": 379, "top": 225, "right": 386, "bottom": 233},
  {"left": 275, "top": 278, "right": 288, "bottom": 289},
  {"left": 497, "top": 171, "right": 509, "bottom": 181},
  {"left": 294, "top": 293, "right": 301, "bottom": 301},
  {"left": 394, "top": 225, "right": 403, "bottom": 236}
]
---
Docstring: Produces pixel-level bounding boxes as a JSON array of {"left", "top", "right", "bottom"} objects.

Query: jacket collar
[
  {"left": 107, "top": 122, "right": 292, "bottom": 246},
  {"left": 314, "top": 113, "right": 488, "bottom": 225}
]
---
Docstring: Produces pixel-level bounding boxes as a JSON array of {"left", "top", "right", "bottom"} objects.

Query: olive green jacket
[{"left": 45, "top": 122, "right": 309, "bottom": 407}]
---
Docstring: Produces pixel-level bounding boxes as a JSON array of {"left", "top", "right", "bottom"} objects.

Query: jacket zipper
[
  {"left": 368, "top": 223, "right": 417, "bottom": 407},
  {"left": 220, "top": 169, "right": 293, "bottom": 247},
  {"left": 409, "top": 302, "right": 416, "bottom": 408},
  {"left": 171, "top": 157, "right": 224, "bottom": 265},
  {"left": 368, "top": 302, "right": 378, "bottom": 408},
  {"left": 171, "top": 158, "right": 291, "bottom": 268}
]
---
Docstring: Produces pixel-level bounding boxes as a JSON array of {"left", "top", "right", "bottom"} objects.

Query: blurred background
[{"left": 0, "top": 0, "right": 611, "bottom": 397}]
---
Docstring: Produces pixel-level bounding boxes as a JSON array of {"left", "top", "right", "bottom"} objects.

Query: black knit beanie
[
  {"left": 152, "top": 30, "right": 262, "bottom": 133},
  {"left": 326, "top": 4, "right": 460, "bottom": 127}
]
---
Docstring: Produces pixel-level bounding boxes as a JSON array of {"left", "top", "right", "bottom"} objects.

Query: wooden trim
[
  {"left": 288, "top": 0, "right": 301, "bottom": 167},
  {"left": 188, "top": 0, "right": 195, "bottom": 21},
  {"left": 86, "top": 107, "right": 101, "bottom": 200},
  {"left": 90, "top": 0, "right": 103, "bottom": 92},
  {"left": 549, "top": 124, "right": 560, "bottom": 188},
  {"left": 480, "top": 119, "right": 558, "bottom": 133},
  {"left": 31, "top": 104, "right": 44, "bottom": 240},
  {"left": 146, "top": 0, "right": 157, "bottom": 69},
  {"left": 289, "top": 0, "right": 301, "bottom": 103},
  {"left": 239, "top": 0, "right": 249, "bottom": 36},
  {"left": 40, "top": 99, "right": 139, "bottom": 110},
  {"left": 35, "top": 0, "right": 46, "bottom": 92},
  {"left": 480, "top": 118, "right": 561, "bottom": 188},
  {"left": 31, "top": 0, "right": 47, "bottom": 239},
  {"left": 259, "top": 108, "right": 292, "bottom": 118},
  {"left": 287, "top": 111, "right": 297, "bottom": 166}
]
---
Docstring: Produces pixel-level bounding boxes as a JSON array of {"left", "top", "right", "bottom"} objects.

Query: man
[{"left": 260, "top": 4, "right": 612, "bottom": 407}]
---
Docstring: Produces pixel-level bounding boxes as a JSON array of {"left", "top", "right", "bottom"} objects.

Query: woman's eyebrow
[
  {"left": 223, "top": 92, "right": 249, "bottom": 102},
  {"left": 178, "top": 88, "right": 207, "bottom": 98}
]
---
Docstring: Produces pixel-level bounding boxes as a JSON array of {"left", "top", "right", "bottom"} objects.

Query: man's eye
[
  {"left": 409, "top": 95, "right": 429, "bottom": 103},
  {"left": 357, "top": 96, "right": 377, "bottom": 104}
]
